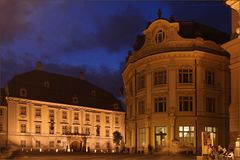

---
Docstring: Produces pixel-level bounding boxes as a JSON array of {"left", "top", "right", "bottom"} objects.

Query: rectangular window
[
  {"left": 0, "top": 109, "right": 3, "bottom": 116},
  {"left": 74, "top": 126, "right": 78, "bottom": 134},
  {"left": 35, "top": 125, "right": 41, "bottom": 134},
  {"left": 35, "top": 108, "right": 41, "bottom": 117},
  {"left": 49, "top": 141, "right": 54, "bottom": 148},
  {"left": 155, "top": 126, "right": 167, "bottom": 147},
  {"left": 20, "top": 124, "right": 26, "bottom": 133},
  {"left": 85, "top": 113, "right": 90, "bottom": 121},
  {"left": 106, "top": 129, "right": 110, "bottom": 137},
  {"left": 62, "top": 126, "right": 67, "bottom": 135},
  {"left": 96, "top": 126, "right": 100, "bottom": 136},
  {"left": 36, "top": 141, "right": 41, "bottom": 148},
  {"left": 0, "top": 123, "right": 3, "bottom": 132},
  {"left": 106, "top": 116, "right": 110, "bottom": 123},
  {"left": 62, "top": 111, "right": 67, "bottom": 120},
  {"left": 49, "top": 123, "right": 54, "bottom": 134},
  {"left": 49, "top": 110, "right": 54, "bottom": 121},
  {"left": 178, "top": 126, "right": 195, "bottom": 144},
  {"left": 154, "top": 70, "right": 167, "bottom": 85},
  {"left": 138, "top": 100, "right": 145, "bottom": 115},
  {"left": 179, "top": 96, "right": 193, "bottom": 111},
  {"left": 179, "top": 67, "right": 193, "bottom": 83},
  {"left": 139, "top": 128, "right": 146, "bottom": 147},
  {"left": 115, "top": 117, "right": 119, "bottom": 124},
  {"left": 74, "top": 112, "right": 79, "bottom": 120},
  {"left": 85, "top": 127, "right": 90, "bottom": 135},
  {"left": 155, "top": 97, "right": 167, "bottom": 112},
  {"left": 206, "top": 71, "right": 215, "bottom": 86},
  {"left": 96, "top": 142, "right": 100, "bottom": 149},
  {"left": 206, "top": 97, "right": 215, "bottom": 113},
  {"left": 137, "top": 74, "right": 145, "bottom": 90},
  {"left": 96, "top": 115, "right": 100, "bottom": 122},
  {"left": 205, "top": 126, "right": 217, "bottom": 145},
  {"left": 20, "top": 106, "right": 27, "bottom": 116},
  {"left": 20, "top": 140, "right": 26, "bottom": 147}
]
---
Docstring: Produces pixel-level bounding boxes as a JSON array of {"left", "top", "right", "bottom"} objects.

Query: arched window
[{"left": 156, "top": 30, "right": 165, "bottom": 43}]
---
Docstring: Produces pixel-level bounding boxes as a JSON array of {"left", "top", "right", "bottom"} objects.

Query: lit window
[
  {"left": 206, "top": 70, "right": 215, "bottom": 86},
  {"left": 20, "top": 106, "right": 27, "bottom": 116},
  {"left": 35, "top": 108, "right": 41, "bottom": 117},
  {"left": 138, "top": 100, "right": 145, "bottom": 115},
  {"left": 154, "top": 70, "right": 167, "bottom": 85},
  {"left": 179, "top": 66, "right": 193, "bottom": 83},
  {"left": 20, "top": 88, "right": 27, "bottom": 97},
  {"left": 44, "top": 81, "right": 50, "bottom": 88},
  {"left": 137, "top": 74, "right": 145, "bottom": 90},
  {"left": 85, "top": 113, "right": 90, "bottom": 121},
  {"left": 106, "top": 116, "right": 110, "bottom": 124},
  {"left": 206, "top": 97, "right": 215, "bottom": 113},
  {"left": 72, "top": 97, "right": 79, "bottom": 104},
  {"left": 20, "top": 124, "right": 26, "bottom": 133},
  {"left": 178, "top": 126, "right": 195, "bottom": 144},
  {"left": 96, "top": 115, "right": 100, "bottom": 122},
  {"left": 62, "top": 111, "right": 67, "bottom": 120},
  {"left": 155, "top": 126, "right": 167, "bottom": 147},
  {"left": 35, "top": 125, "right": 41, "bottom": 134},
  {"left": 179, "top": 96, "right": 193, "bottom": 111},
  {"left": 49, "top": 141, "right": 54, "bottom": 148},
  {"left": 156, "top": 30, "right": 165, "bottom": 43},
  {"left": 139, "top": 128, "right": 146, "bottom": 147},
  {"left": 36, "top": 141, "right": 41, "bottom": 148},
  {"left": 205, "top": 126, "right": 217, "bottom": 145},
  {"left": 155, "top": 97, "right": 167, "bottom": 112},
  {"left": 74, "top": 112, "right": 79, "bottom": 121}
]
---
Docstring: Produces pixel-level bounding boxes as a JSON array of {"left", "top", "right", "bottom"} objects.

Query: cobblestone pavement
[{"left": 8, "top": 152, "right": 196, "bottom": 160}]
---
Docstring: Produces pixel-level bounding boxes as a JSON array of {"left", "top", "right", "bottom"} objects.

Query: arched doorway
[{"left": 70, "top": 141, "right": 80, "bottom": 152}]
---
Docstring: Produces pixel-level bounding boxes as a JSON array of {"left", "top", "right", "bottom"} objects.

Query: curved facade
[{"left": 122, "top": 19, "right": 230, "bottom": 154}]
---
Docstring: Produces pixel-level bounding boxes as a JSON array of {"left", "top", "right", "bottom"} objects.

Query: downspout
[{"left": 195, "top": 59, "right": 198, "bottom": 155}]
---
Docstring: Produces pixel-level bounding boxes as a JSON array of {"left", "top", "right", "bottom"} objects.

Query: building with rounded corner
[{"left": 122, "top": 18, "right": 230, "bottom": 154}]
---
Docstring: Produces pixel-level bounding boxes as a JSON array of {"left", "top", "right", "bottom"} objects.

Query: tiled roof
[{"left": 6, "top": 70, "right": 123, "bottom": 112}]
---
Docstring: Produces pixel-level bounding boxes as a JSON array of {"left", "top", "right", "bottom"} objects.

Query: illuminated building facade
[
  {"left": 223, "top": 0, "right": 240, "bottom": 157},
  {"left": 0, "top": 66, "right": 125, "bottom": 152},
  {"left": 122, "top": 18, "right": 230, "bottom": 154}
]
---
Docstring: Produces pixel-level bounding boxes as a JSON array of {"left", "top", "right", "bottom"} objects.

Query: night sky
[{"left": 0, "top": 0, "right": 231, "bottom": 97}]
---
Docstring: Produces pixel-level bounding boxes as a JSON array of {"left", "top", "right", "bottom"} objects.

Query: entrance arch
[{"left": 70, "top": 141, "right": 80, "bottom": 151}]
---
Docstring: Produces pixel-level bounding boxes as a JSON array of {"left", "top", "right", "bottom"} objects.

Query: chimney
[
  {"left": 79, "top": 71, "right": 85, "bottom": 80},
  {"left": 36, "top": 61, "right": 43, "bottom": 70}
]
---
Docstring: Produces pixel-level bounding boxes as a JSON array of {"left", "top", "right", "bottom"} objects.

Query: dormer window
[
  {"left": 72, "top": 97, "right": 79, "bottom": 104},
  {"left": 20, "top": 88, "right": 27, "bottom": 97},
  {"left": 44, "top": 81, "right": 50, "bottom": 88},
  {"left": 91, "top": 90, "right": 96, "bottom": 96},
  {"left": 156, "top": 30, "right": 165, "bottom": 43},
  {"left": 113, "top": 103, "right": 119, "bottom": 110}
]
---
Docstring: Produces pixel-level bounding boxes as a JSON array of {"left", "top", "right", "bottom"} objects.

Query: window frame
[{"left": 178, "top": 66, "right": 193, "bottom": 83}]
